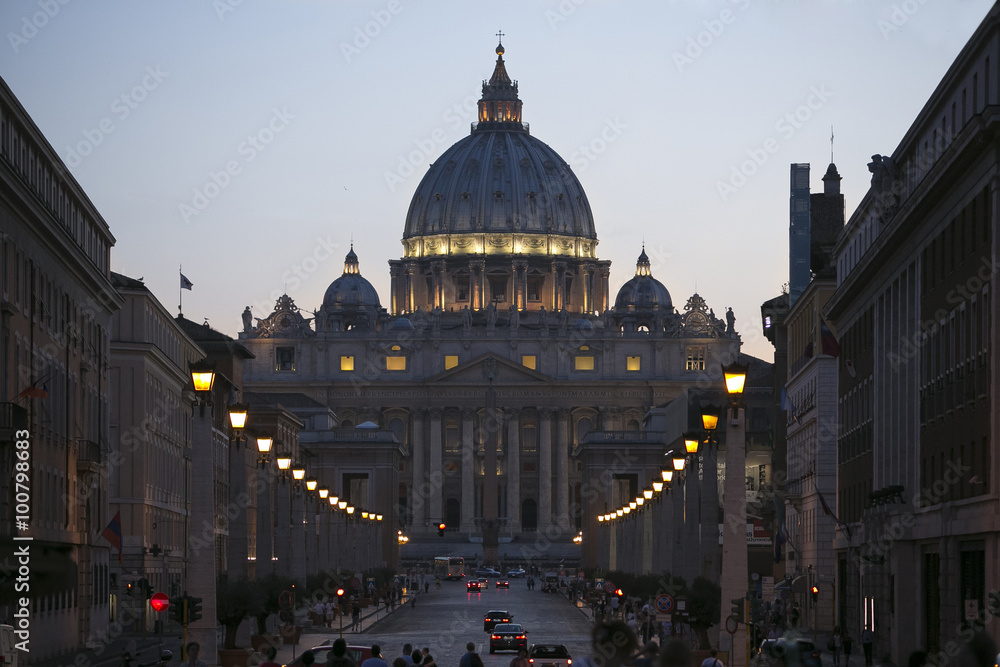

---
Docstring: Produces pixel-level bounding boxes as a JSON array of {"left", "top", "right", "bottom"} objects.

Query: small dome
[
  {"left": 322, "top": 246, "right": 381, "bottom": 311},
  {"left": 614, "top": 247, "right": 672, "bottom": 311},
  {"left": 390, "top": 317, "right": 415, "bottom": 331}
]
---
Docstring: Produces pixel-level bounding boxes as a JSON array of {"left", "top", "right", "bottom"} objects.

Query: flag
[
  {"left": 845, "top": 359, "right": 857, "bottom": 378},
  {"left": 180, "top": 273, "right": 193, "bottom": 291},
  {"left": 803, "top": 341, "right": 814, "bottom": 359},
  {"left": 820, "top": 318, "right": 840, "bottom": 357},
  {"left": 816, "top": 484, "right": 852, "bottom": 539},
  {"left": 780, "top": 388, "right": 798, "bottom": 423},
  {"left": 773, "top": 523, "right": 787, "bottom": 563},
  {"left": 17, "top": 384, "right": 48, "bottom": 399},
  {"left": 102, "top": 511, "right": 123, "bottom": 563}
]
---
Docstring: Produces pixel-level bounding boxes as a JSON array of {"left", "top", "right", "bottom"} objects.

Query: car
[
  {"left": 496, "top": 578, "right": 510, "bottom": 588},
  {"left": 467, "top": 579, "right": 481, "bottom": 592},
  {"left": 528, "top": 644, "right": 572, "bottom": 667},
  {"left": 507, "top": 568, "right": 526, "bottom": 578},
  {"left": 478, "top": 577, "right": 489, "bottom": 589},
  {"left": 283, "top": 644, "right": 373, "bottom": 667},
  {"left": 490, "top": 623, "right": 528, "bottom": 654},
  {"left": 753, "top": 638, "right": 820, "bottom": 667},
  {"left": 484, "top": 610, "right": 513, "bottom": 631}
]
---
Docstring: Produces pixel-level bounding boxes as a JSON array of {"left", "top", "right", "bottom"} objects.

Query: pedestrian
[
  {"left": 398, "top": 644, "right": 415, "bottom": 666},
  {"left": 610, "top": 595, "right": 620, "bottom": 618},
  {"left": 182, "top": 642, "right": 207, "bottom": 667},
  {"left": 509, "top": 648, "right": 530, "bottom": 667},
  {"left": 421, "top": 648, "right": 436, "bottom": 667},
  {"left": 843, "top": 632, "right": 854, "bottom": 666},
  {"left": 425, "top": 581, "right": 429, "bottom": 594},
  {"left": 393, "top": 660, "right": 408, "bottom": 667},
  {"left": 351, "top": 602, "right": 361, "bottom": 632},
  {"left": 700, "top": 649, "right": 724, "bottom": 667},
  {"left": 633, "top": 642, "right": 659, "bottom": 667},
  {"left": 832, "top": 627, "right": 843, "bottom": 667},
  {"left": 659, "top": 639, "right": 692, "bottom": 667},
  {"left": 411, "top": 651, "right": 423, "bottom": 666},
  {"left": 361, "top": 645, "right": 389, "bottom": 667},
  {"left": 327, "top": 639, "right": 358, "bottom": 667},
  {"left": 459, "top": 642, "right": 485, "bottom": 667},
  {"left": 259, "top": 646, "right": 281, "bottom": 667},
  {"left": 575, "top": 620, "right": 637, "bottom": 667},
  {"left": 302, "top": 652, "right": 316, "bottom": 667},
  {"left": 861, "top": 627, "right": 874, "bottom": 667}
]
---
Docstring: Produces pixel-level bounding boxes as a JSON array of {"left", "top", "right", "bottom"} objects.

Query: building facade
[
  {"left": 0, "top": 76, "right": 122, "bottom": 658},
  {"left": 826, "top": 5, "right": 999, "bottom": 662}
]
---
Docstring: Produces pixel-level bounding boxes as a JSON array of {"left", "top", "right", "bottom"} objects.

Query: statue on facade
[
  {"left": 508, "top": 305, "right": 520, "bottom": 332},
  {"left": 558, "top": 308, "right": 569, "bottom": 334},
  {"left": 486, "top": 302, "right": 498, "bottom": 329},
  {"left": 242, "top": 306, "right": 253, "bottom": 332},
  {"left": 462, "top": 305, "right": 472, "bottom": 331},
  {"left": 726, "top": 307, "right": 736, "bottom": 336}
]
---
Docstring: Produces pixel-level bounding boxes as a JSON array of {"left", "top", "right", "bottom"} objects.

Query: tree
[
  {"left": 254, "top": 573, "right": 297, "bottom": 637},
  {"left": 686, "top": 576, "right": 721, "bottom": 650},
  {"left": 216, "top": 576, "right": 265, "bottom": 649}
]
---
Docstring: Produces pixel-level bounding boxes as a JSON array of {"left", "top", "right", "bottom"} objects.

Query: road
[{"left": 305, "top": 580, "right": 594, "bottom": 667}]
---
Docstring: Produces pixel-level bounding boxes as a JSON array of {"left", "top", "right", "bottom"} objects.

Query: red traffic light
[
  {"left": 615, "top": 589, "right": 624, "bottom": 596},
  {"left": 336, "top": 588, "right": 345, "bottom": 596},
  {"left": 150, "top": 592, "right": 170, "bottom": 613},
  {"left": 439, "top": 523, "right": 446, "bottom": 530},
  {"left": 810, "top": 586, "right": 819, "bottom": 594}
]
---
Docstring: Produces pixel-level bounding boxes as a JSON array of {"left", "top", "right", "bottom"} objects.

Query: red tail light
[
  {"left": 517, "top": 635, "right": 526, "bottom": 639},
  {"left": 491, "top": 635, "right": 499, "bottom": 640}
]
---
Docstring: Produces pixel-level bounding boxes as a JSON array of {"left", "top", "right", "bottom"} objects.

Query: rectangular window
[
  {"left": 522, "top": 355, "right": 536, "bottom": 370},
  {"left": 527, "top": 277, "right": 543, "bottom": 302},
  {"left": 626, "top": 356, "right": 641, "bottom": 372},
  {"left": 445, "top": 423, "right": 460, "bottom": 453},
  {"left": 445, "top": 355, "right": 459, "bottom": 370},
  {"left": 489, "top": 276, "right": 507, "bottom": 302},
  {"left": 386, "top": 356, "right": 406, "bottom": 371},
  {"left": 456, "top": 275, "right": 470, "bottom": 301},
  {"left": 522, "top": 424, "right": 537, "bottom": 452},
  {"left": 574, "top": 356, "right": 595, "bottom": 371},
  {"left": 686, "top": 346, "right": 706, "bottom": 371},
  {"left": 523, "top": 461, "right": 536, "bottom": 472},
  {"left": 340, "top": 355, "right": 354, "bottom": 371},
  {"left": 275, "top": 347, "right": 295, "bottom": 371}
]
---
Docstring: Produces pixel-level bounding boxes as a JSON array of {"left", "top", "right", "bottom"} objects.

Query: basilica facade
[{"left": 240, "top": 42, "right": 743, "bottom": 543}]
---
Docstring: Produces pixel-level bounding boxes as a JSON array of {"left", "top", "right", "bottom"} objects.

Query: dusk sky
[{"left": 1, "top": 0, "right": 994, "bottom": 361}]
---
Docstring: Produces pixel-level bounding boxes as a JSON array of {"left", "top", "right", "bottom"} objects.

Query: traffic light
[
  {"left": 188, "top": 596, "right": 203, "bottom": 623},
  {"left": 750, "top": 596, "right": 762, "bottom": 624},
  {"left": 169, "top": 596, "right": 186, "bottom": 625},
  {"left": 126, "top": 582, "right": 134, "bottom": 596},
  {"left": 730, "top": 598, "right": 745, "bottom": 623},
  {"left": 438, "top": 523, "right": 446, "bottom": 537},
  {"left": 810, "top": 585, "right": 819, "bottom": 603}
]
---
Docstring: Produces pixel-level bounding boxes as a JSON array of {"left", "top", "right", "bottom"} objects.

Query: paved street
[{"left": 295, "top": 581, "right": 594, "bottom": 667}]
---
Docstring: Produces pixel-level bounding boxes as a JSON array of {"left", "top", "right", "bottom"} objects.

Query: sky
[{"left": 1, "top": 0, "right": 995, "bottom": 362}]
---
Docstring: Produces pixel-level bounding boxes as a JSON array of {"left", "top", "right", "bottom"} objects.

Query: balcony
[
  {"left": 0, "top": 403, "right": 28, "bottom": 443},
  {"left": 76, "top": 439, "right": 102, "bottom": 474}
]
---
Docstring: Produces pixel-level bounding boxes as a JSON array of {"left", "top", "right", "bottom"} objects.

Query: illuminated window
[
  {"left": 275, "top": 347, "right": 295, "bottom": 371},
  {"left": 626, "top": 356, "right": 641, "bottom": 371},
  {"left": 686, "top": 346, "right": 706, "bottom": 371},
  {"left": 456, "top": 276, "right": 470, "bottom": 301},
  {"left": 522, "top": 355, "right": 536, "bottom": 370},
  {"left": 340, "top": 355, "right": 354, "bottom": 371},
  {"left": 527, "top": 277, "right": 543, "bottom": 301},
  {"left": 445, "top": 355, "right": 459, "bottom": 370},
  {"left": 489, "top": 276, "right": 508, "bottom": 302},
  {"left": 386, "top": 356, "right": 406, "bottom": 371},
  {"left": 574, "top": 356, "right": 595, "bottom": 371}
]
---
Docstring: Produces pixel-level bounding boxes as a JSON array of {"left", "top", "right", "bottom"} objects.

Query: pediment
[{"left": 428, "top": 353, "right": 551, "bottom": 384}]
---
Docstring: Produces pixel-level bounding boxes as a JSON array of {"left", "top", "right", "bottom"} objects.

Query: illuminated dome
[
  {"left": 401, "top": 42, "right": 596, "bottom": 245},
  {"left": 614, "top": 248, "right": 672, "bottom": 311},
  {"left": 319, "top": 246, "right": 382, "bottom": 331}
]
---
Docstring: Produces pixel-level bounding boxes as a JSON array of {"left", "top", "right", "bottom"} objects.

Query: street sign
[
  {"left": 604, "top": 580, "right": 615, "bottom": 593},
  {"left": 655, "top": 594, "right": 674, "bottom": 614},
  {"left": 366, "top": 579, "right": 376, "bottom": 591},
  {"left": 150, "top": 592, "right": 169, "bottom": 613},
  {"left": 655, "top": 613, "right": 671, "bottom": 623},
  {"left": 351, "top": 577, "right": 362, "bottom": 590}
]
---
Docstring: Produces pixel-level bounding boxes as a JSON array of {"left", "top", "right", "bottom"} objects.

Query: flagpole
[{"left": 179, "top": 264, "right": 183, "bottom": 317}]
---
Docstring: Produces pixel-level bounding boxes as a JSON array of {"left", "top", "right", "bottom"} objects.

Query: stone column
[
  {"left": 701, "top": 442, "right": 721, "bottom": 580},
  {"left": 429, "top": 408, "right": 443, "bottom": 527},
  {"left": 684, "top": 455, "right": 701, "bottom": 581},
  {"left": 506, "top": 411, "right": 521, "bottom": 533},
  {"left": 411, "top": 411, "right": 425, "bottom": 531},
  {"left": 461, "top": 410, "right": 475, "bottom": 533},
  {"left": 273, "top": 478, "right": 291, "bottom": 575},
  {"left": 556, "top": 409, "right": 570, "bottom": 534},
  {"left": 538, "top": 409, "right": 553, "bottom": 532},
  {"left": 256, "top": 467, "right": 275, "bottom": 572}
]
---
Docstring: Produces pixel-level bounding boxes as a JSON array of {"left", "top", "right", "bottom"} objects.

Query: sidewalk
[{"left": 26, "top": 591, "right": 417, "bottom": 667}]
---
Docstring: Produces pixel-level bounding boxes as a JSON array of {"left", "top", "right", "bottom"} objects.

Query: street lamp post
[
  {"left": 720, "top": 362, "right": 749, "bottom": 667},
  {"left": 188, "top": 361, "right": 219, "bottom": 667}
]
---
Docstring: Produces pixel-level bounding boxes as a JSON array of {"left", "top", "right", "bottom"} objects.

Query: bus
[{"left": 433, "top": 556, "right": 465, "bottom": 580}]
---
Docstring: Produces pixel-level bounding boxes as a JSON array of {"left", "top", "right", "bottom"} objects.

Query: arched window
[
  {"left": 389, "top": 418, "right": 405, "bottom": 446},
  {"left": 576, "top": 417, "right": 593, "bottom": 444},
  {"left": 626, "top": 419, "right": 640, "bottom": 432},
  {"left": 340, "top": 420, "right": 354, "bottom": 430}
]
